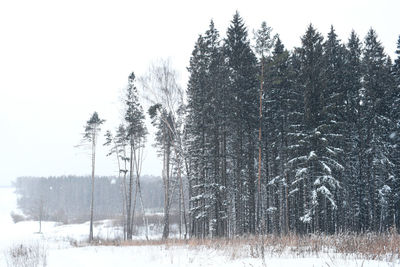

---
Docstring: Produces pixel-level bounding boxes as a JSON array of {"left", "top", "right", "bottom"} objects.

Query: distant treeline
[{"left": 14, "top": 175, "right": 164, "bottom": 223}]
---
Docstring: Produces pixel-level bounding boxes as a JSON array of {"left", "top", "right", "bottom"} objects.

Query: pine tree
[
  {"left": 103, "top": 125, "right": 131, "bottom": 239},
  {"left": 254, "top": 21, "right": 276, "bottom": 233},
  {"left": 124, "top": 72, "right": 147, "bottom": 239},
  {"left": 82, "top": 112, "right": 105, "bottom": 242}
]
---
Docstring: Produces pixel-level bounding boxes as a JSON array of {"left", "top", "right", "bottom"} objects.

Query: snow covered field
[{"left": 0, "top": 187, "right": 399, "bottom": 267}]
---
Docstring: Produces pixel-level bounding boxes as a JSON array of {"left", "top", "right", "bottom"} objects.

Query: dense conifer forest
[{"left": 185, "top": 13, "right": 400, "bottom": 237}]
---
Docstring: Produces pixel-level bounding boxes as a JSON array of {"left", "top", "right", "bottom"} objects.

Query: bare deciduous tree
[{"left": 141, "top": 59, "right": 188, "bottom": 239}]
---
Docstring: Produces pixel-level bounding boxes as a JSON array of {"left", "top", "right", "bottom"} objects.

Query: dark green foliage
[
  {"left": 360, "top": 29, "right": 395, "bottom": 231},
  {"left": 125, "top": 73, "right": 147, "bottom": 142},
  {"left": 392, "top": 35, "right": 400, "bottom": 229},
  {"left": 262, "top": 36, "right": 294, "bottom": 234},
  {"left": 83, "top": 112, "right": 105, "bottom": 142},
  {"left": 224, "top": 12, "right": 259, "bottom": 235},
  {"left": 343, "top": 30, "right": 365, "bottom": 232},
  {"left": 123, "top": 72, "right": 147, "bottom": 240},
  {"left": 186, "top": 20, "right": 230, "bottom": 238},
  {"left": 286, "top": 25, "right": 345, "bottom": 233},
  {"left": 185, "top": 16, "right": 399, "bottom": 237}
]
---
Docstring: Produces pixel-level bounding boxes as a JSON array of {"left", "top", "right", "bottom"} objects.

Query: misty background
[{"left": 1, "top": 0, "right": 399, "bottom": 186}]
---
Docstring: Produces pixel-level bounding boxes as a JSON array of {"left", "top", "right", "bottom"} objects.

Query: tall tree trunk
[
  {"left": 113, "top": 139, "right": 127, "bottom": 240},
  {"left": 127, "top": 138, "right": 135, "bottom": 240},
  {"left": 134, "top": 142, "right": 149, "bottom": 240},
  {"left": 89, "top": 129, "right": 96, "bottom": 242},
  {"left": 257, "top": 57, "right": 264, "bottom": 232},
  {"left": 177, "top": 152, "right": 188, "bottom": 239},
  {"left": 162, "top": 140, "right": 170, "bottom": 239}
]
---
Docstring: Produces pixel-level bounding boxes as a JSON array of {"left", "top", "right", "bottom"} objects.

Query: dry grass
[
  {"left": 4, "top": 243, "right": 47, "bottom": 267},
  {"left": 75, "top": 232, "right": 400, "bottom": 262}
]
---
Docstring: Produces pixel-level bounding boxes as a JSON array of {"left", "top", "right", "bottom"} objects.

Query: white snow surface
[{"left": 0, "top": 187, "right": 399, "bottom": 267}]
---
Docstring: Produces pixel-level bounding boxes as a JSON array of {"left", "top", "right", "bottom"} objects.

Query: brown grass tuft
[{"left": 74, "top": 232, "right": 400, "bottom": 262}]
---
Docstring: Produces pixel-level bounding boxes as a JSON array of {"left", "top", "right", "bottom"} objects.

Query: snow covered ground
[{"left": 0, "top": 186, "right": 399, "bottom": 267}]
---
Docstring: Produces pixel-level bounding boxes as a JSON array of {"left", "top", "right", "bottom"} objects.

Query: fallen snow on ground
[
  {"left": 46, "top": 245, "right": 398, "bottom": 267},
  {"left": 0, "top": 187, "right": 399, "bottom": 267}
]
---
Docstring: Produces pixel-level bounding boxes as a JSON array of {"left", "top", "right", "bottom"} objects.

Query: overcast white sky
[{"left": 0, "top": 0, "right": 399, "bottom": 186}]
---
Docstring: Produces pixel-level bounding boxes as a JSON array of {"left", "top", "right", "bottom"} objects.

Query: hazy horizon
[{"left": 1, "top": 0, "right": 399, "bottom": 186}]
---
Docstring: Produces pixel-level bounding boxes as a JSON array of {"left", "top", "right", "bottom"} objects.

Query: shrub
[{"left": 10, "top": 212, "right": 27, "bottom": 224}]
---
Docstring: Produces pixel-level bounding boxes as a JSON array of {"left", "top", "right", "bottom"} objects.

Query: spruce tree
[
  {"left": 186, "top": 33, "right": 209, "bottom": 238},
  {"left": 292, "top": 24, "right": 344, "bottom": 233},
  {"left": 203, "top": 21, "right": 230, "bottom": 237},
  {"left": 186, "top": 21, "right": 229, "bottom": 237},
  {"left": 392, "top": 35, "right": 400, "bottom": 230},
  {"left": 184, "top": 14, "right": 400, "bottom": 236},
  {"left": 361, "top": 29, "right": 394, "bottom": 231},
  {"left": 343, "top": 30, "right": 365, "bottom": 232},
  {"left": 263, "top": 37, "right": 293, "bottom": 234},
  {"left": 322, "top": 26, "right": 347, "bottom": 232},
  {"left": 224, "top": 12, "right": 258, "bottom": 234}
]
